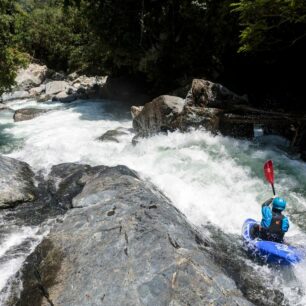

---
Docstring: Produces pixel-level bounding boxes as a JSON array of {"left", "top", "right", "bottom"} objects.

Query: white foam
[
  {"left": 4, "top": 100, "right": 306, "bottom": 234},
  {"left": 2, "top": 99, "right": 306, "bottom": 304},
  {"left": 0, "top": 227, "right": 38, "bottom": 258}
]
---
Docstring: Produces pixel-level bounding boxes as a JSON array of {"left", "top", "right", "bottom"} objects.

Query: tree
[
  {"left": 231, "top": 0, "right": 306, "bottom": 53},
  {"left": 66, "top": 0, "right": 238, "bottom": 90},
  {"left": 0, "top": 0, "right": 27, "bottom": 96}
]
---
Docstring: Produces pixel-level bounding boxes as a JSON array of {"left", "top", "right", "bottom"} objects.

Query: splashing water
[{"left": 1, "top": 99, "right": 306, "bottom": 304}]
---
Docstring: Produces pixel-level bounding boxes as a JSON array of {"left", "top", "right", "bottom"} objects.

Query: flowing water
[{"left": 0, "top": 99, "right": 306, "bottom": 305}]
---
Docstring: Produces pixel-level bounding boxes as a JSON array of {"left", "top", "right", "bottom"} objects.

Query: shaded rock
[
  {"left": 96, "top": 129, "right": 128, "bottom": 143},
  {"left": 45, "top": 70, "right": 66, "bottom": 81},
  {"left": 46, "top": 163, "right": 108, "bottom": 209},
  {"left": 0, "top": 155, "right": 36, "bottom": 208},
  {"left": 15, "top": 64, "right": 47, "bottom": 90},
  {"left": 178, "top": 106, "right": 222, "bottom": 133},
  {"left": 18, "top": 164, "right": 252, "bottom": 306},
  {"left": 52, "top": 91, "right": 77, "bottom": 103},
  {"left": 45, "top": 81, "right": 69, "bottom": 96},
  {"left": 67, "top": 71, "right": 79, "bottom": 81},
  {"left": 1, "top": 90, "right": 32, "bottom": 102},
  {"left": 133, "top": 95, "right": 185, "bottom": 136},
  {"left": 72, "top": 75, "right": 106, "bottom": 89},
  {"left": 13, "top": 108, "right": 49, "bottom": 122},
  {"left": 185, "top": 79, "right": 248, "bottom": 108},
  {"left": 131, "top": 105, "right": 144, "bottom": 119}
]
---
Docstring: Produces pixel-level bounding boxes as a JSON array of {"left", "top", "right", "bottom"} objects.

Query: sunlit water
[{"left": 1, "top": 99, "right": 306, "bottom": 304}]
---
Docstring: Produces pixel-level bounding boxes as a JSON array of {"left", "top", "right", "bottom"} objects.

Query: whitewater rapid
[{"left": 1, "top": 98, "right": 306, "bottom": 305}]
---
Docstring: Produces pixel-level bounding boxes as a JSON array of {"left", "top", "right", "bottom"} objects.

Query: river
[{"left": 0, "top": 98, "right": 306, "bottom": 305}]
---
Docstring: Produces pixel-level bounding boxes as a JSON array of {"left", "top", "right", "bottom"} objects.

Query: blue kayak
[{"left": 242, "top": 218, "right": 303, "bottom": 265}]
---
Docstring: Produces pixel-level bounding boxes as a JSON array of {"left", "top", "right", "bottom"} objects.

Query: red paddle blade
[{"left": 264, "top": 160, "right": 274, "bottom": 184}]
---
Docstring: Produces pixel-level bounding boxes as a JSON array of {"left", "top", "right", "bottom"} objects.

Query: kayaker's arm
[
  {"left": 261, "top": 198, "right": 273, "bottom": 228},
  {"left": 261, "top": 198, "right": 273, "bottom": 208},
  {"left": 282, "top": 216, "right": 289, "bottom": 232}
]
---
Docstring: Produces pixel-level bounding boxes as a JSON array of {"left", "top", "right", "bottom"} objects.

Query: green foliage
[
  {"left": 231, "top": 0, "right": 306, "bottom": 53},
  {"left": 15, "top": 0, "right": 85, "bottom": 72},
  {"left": 0, "top": 0, "right": 28, "bottom": 95},
  {"left": 67, "top": 0, "right": 238, "bottom": 87}
]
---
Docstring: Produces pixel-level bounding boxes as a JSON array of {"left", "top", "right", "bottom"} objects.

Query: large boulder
[
  {"left": 52, "top": 91, "right": 77, "bottom": 103},
  {"left": 185, "top": 79, "right": 248, "bottom": 108},
  {"left": 45, "top": 81, "right": 69, "bottom": 96},
  {"left": 13, "top": 108, "right": 49, "bottom": 122},
  {"left": 17, "top": 164, "right": 252, "bottom": 306},
  {"left": 131, "top": 79, "right": 254, "bottom": 140},
  {"left": 15, "top": 64, "right": 47, "bottom": 90},
  {"left": 0, "top": 155, "right": 36, "bottom": 208},
  {"left": 96, "top": 129, "right": 128, "bottom": 143},
  {"left": 132, "top": 95, "right": 222, "bottom": 137},
  {"left": 132, "top": 95, "right": 185, "bottom": 136}
]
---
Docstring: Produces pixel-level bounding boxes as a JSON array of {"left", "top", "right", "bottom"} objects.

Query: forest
[{"left": 1, "top": 0, "right": 306, "bottom": 110}]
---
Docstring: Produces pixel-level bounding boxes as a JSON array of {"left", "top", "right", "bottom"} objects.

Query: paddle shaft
[{"left": 271, "top": 183, "right": 276, "bottom": 196}]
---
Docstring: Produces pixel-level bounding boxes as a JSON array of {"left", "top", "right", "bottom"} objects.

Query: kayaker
[{"left": 252, "top": 197, "right": 289, "bottom": 243}]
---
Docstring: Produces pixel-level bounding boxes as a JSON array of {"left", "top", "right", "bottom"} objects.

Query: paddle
[{"left": 264, "top": 160, "right": 276, "bottom": 195}]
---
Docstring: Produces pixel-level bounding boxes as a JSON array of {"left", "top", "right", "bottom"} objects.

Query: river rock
[
  {"left": 132, "top": 95, "right": 223, "bottom": 137},
  {"left": 13, "top": 108, "right": 49, "bottom": 122},
  {"left": 185, "top": 79, "right": 248, "bottom": 108},
  {"left": 0, "top": 155, "right": 36, "bottom": 208},
  {"left": 16, "top": 164, "right": 252, "bottom": 306},
  {"left": 132, "top": 95, "right": 185, "bottom": 136},
  {"left": 52, "top": 91, "right": 77, "bottom": 103},
  {"left": 45, "top": 81, "right": 69, "bottom": 96},
  {"left": 96, "top": 129, "right": 128, "bottom": 143},
  {"left": 15, "top": 64, "right": 47, "bottom": 90},
  {"left": 1, "top": 90, "right": 32, "bottom": 102}
]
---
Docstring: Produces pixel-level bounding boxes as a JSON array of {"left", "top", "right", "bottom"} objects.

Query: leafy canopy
[
  {"left": 0, "top": 0, "right": 28, "bottom": 95},
  {"left": 231, "top": 0, "right": 306, "bottom": 53}
]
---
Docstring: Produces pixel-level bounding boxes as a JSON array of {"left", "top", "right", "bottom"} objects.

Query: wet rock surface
[
  {"left": 132, "top": 94, "right": 223, "bottom": 138},
  {"left": 96, "top": 129, "right": 128, "bottom": 143},
  {"left": 13, "top": 108, "right": 49, "bottom": 122},
  {"left": 132, "top": 78, "right": 306, "bottom": 148},
  {"left": 0, "top": 155, "right": 37, "bottom": 208},
  {"left": 132, "top": 95, "right": 185, "bottom": 136},
  {"left": 185, "top": 79, "right": 248, "bottom": 108},
  {"left": 16, "top": 163, "right": 252, "bottom": 306}
]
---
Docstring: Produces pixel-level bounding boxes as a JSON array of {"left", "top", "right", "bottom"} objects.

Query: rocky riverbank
[
  {"left": 1, "top": 63, "right": 305, "bottom": 160},
  {"left": 0, "top": 64, "right": 107, "bottom": 105}
]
